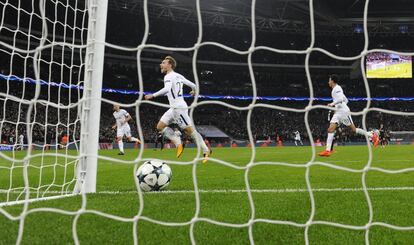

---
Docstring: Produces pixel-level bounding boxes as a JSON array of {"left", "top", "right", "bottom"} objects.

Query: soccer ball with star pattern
[{"left": 136, "top": 160, "right": 172, "bottom": 192}]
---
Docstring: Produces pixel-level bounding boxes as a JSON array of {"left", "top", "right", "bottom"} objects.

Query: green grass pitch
[{"left": 0, "top": 145, "right": 413, "bottom": 244}]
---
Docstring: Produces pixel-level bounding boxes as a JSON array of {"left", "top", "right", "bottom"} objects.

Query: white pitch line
[
  {"left": 3, "top": 187, "right": 413, "bottom": 196},
  {"left": 2, "top": 187, "right": 414, "bottom": 206}
]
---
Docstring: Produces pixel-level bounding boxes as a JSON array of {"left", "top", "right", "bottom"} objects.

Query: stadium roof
[{"left": 108, "top": 0, "right": 414, "bottom": 35}]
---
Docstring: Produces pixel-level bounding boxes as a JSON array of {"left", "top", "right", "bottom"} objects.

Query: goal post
[
  {"left": 1, "top": 0, "right": 414, "bottom": 243},
  {"left": 0, "top": 0, "right": 108, "bottom": 206},
  {"left": 74, "top": 0, "right": 108, "bottom": 194}
]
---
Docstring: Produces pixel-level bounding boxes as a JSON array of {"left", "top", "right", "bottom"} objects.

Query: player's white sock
[
  {"left": 326, "top": 133, "right": 335, "bottom": 151},
  {"left": 191, "top": 131, "right": 209, "bottom": 153},
  {"left": 356, "top": 128, "right": 372, "bottom": 138},
  {"left": 130, "top": 137, "right": 140, "bottom": 143},
  {"left": 295, "top": 141, "right": 298, "bottom": 146},
  {"left": 161, "top": 127, "right": 182, "bottom": 146},
  {"left": 118, "top": 140, "right": 124, "bottom": 153}
]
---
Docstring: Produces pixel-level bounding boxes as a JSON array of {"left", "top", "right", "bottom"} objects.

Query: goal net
[
  {"left": 0, "top": 0, "right": 89, "bottom": 206},
  {"left": 389, "top": 131, "right": 414, "bottom": 144},
  {"left": 1, "top": 0, "right": 414, "bottom": 244}
]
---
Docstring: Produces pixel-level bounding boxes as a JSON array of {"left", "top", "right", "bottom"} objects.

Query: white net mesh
[
  {"left": 1, "top": 0, "right": 414, "bottom": 244},
  {"left": 0, "top": 0, "right": 87, "bottom": 206}
]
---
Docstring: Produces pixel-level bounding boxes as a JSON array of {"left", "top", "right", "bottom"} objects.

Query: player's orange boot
[
  {"left": 202, "top": 149, "right": 213, "bottom": 164},
  {"left": 176, "top": 144, "right": 185, "bottom": 158},
  {"left": 372, "top": 133, "right": 379, "bottom": 147},
  {"left": 318, "top": 150, "right": 332, "bottom": 157}
]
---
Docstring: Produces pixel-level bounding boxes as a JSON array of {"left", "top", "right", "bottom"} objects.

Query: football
[{"left": 136, "top": 160, "right": 172, "bottom": 192}]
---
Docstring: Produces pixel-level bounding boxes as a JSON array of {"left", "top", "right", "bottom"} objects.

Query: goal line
[{"left": 2, "top": 186, "right": 414, "bottom": 197}]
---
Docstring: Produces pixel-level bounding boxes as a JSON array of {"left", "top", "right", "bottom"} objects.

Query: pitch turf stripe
[
  {"left": 2, "top": 187, "right": 414, "bottom": 197},
  {"left": 131, "top": 187, "right": 414, "bottom": 194},
  {"left": 291, "top": 159, "right": 413, "bottom": 163},
  {"left": 96, "top": 187, "right": 414, "bottom": 194}
]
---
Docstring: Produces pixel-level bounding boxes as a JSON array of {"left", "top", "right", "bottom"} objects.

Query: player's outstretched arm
[
  {"left": 145, "top": 81, "right": 172, "bottom": 100},
  {"left": 125, "top": 114, "right": 132, "bottom": 123},
  {"left": 183, "top": 78, "right": 196, "bottom": 96},
  {"left": 182, "top": 77, "right": 196, "bottom": 90}
]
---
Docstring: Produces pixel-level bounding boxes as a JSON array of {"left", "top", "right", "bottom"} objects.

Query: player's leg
[
  {"left": 127, "top": 136, "right": 141, "bottom": 144},
  {"left": 348, "top": 122, "right": 378, "bottom": 146},
  {"left": 158, "top": 109, "right": 182, "bottom": 157},
  {"left": 116, "top": 124, "right": 131, "bottom": 155},
  {"left": 342, "top": 112, "right": 378, "bottom": 146},
  {"left": 157, "top": 121, "right": 182, "bottom": 147},
  {"left": 294, "top": 140, "right": 298, "bottom": 146},
  {"left": 116, "top": 134, "right": 124, "bottom": 155},
  {"left": 126, "top": 136, "right": 141, "bottom": 148},
  {"left": 182, "top": 126, "right": 209, "bottom": 153},
  {"left": 323, "top": 123, "right": 337, "bottom": 154},
  {"left": 154, "top": 130, "right": 164, "bottom": 150},
  {"left": 380, "top": 134, "right": 386, "bottom": 148},
  {"left": 346, "top": 114, "right": 370, "bottom": 137},
  {"left": 300, "top": 139, "right": 303, "bottom": 145},
  {"left": 349, "top": 124, "right": 371, "bottom": 137},
  {"left": 182, "top": 126, "right": 211, "bottom": 163},
  {"left": 124, "top": 125, "right": 141, "bottom": 144},
  {"left": 319, "top": 111, "right": 339, "bottom": 157},
  {"left": 177, "top": 109, "right": 210, "bottom": 163}
]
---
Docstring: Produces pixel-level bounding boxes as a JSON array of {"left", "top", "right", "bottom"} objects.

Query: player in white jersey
[
  {"left": 145, "top": 56, "right": 211, "bottom": 163},
  {"left": 319, "top": 75, "right": 379, "bottom": 157},
  {"left": 16, "top": 134, "right": 24, "bottom": 150},
  {"left": 112, "top": 104, "right": 141, "bottom": 155},
  {"left": 294, "top": 130, "right": 303, "bottom": 146},
  {"left": 174, "top": 128, "right": 182, "bottom": 139}
]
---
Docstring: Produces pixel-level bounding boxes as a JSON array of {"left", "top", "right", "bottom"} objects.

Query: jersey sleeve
[
  {"left": 153, "top": 80, "right": 172, "bottom": 97},
  {"left": 182, "top": 76, "right": 196, "bottom": 90},
  {"left": 332, "top": 87, "right": 345, "bottom": 105},
  {"left": 121, "top": 109, "right": 130, "bottom": 117}
]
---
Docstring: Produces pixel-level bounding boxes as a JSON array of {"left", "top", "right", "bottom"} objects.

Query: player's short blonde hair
[{"left": 164, "top": 56, "right": 177, "bottom": 69}]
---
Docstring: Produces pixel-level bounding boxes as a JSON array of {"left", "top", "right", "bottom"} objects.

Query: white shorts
[
  {"left": 330, "top": 111, "right": 353, "bottom": 126},
  {"left": 295, "top": 137, "right": 301, "bottom": 141},
  {"left": 160, "top": 108, "right": 192, "bottom": 129},
  {"left": 117, "top": 124, "right": 131, "bottom": 138}
]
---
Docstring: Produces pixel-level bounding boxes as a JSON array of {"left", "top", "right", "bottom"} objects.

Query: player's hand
[
  {"left": 111, "top": 125, "right": 116, "bottom": 130},
  {"left": 328, "top": 103, "right": 335, "bottom": 107},
  {"left": 145, "top": 94, "right": 154, "bottom": 100},
  {"left": 189, "top": 90, "right": 195, "bottom": 96}
]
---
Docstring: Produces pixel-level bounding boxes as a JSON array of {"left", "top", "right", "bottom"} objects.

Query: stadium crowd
[
  {"left": 1, "top": 81, "right": 412, "bottom": 146},
  {"left": 1, "top": 15, "right": 413, "bottom": 146}
]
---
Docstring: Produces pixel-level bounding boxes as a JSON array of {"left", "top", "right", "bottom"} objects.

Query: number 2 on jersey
[{"left": 176, "top": 82, "right": 183, "bottom": 97}]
